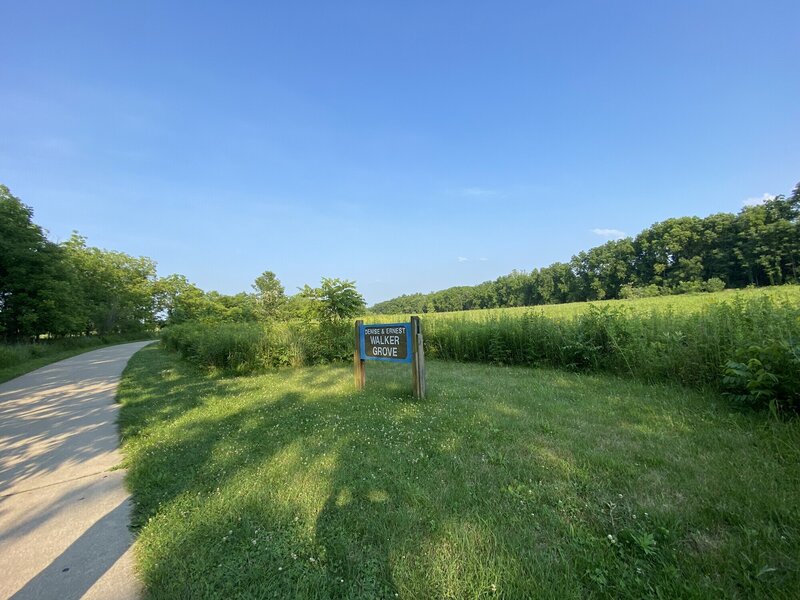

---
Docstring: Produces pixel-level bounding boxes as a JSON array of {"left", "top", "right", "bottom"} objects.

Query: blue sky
[{"left": 2, "top": 1, "right": 799, "bottom": 305}]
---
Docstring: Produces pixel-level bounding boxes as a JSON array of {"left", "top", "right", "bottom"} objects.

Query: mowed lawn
[{"left": 118, "top": 345, "right": 799, "bottom": 599}]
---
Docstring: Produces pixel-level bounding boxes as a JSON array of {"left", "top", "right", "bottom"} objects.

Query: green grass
[
  {"left": 161, "top": 286, "right": 800, "bottom": 400},
  {"left": 0, "top": 334, "right": 155, "bottom": 384},
  {"left": 366, "top": 285, "right": 800, "bottom": 323},
  {"left": 366, "top": 287, "right": 800, "bottom": 408},
  {"left": 119, "top": 344, "right": 800, "bottom": 599}
]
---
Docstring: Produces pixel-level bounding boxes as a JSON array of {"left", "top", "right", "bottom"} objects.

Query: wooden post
[
  {"left": 411, "top": 316, "right": 426, "bottom": 399},
  {"left": 354, "top": 319, "right": 365, "bottom": 391}
]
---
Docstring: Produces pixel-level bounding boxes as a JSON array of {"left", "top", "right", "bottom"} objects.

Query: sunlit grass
[
  {"left": 364, "top": 286, "right": 800, "bottom": 394},
  {"left": 119, "top": 344, "right": 800, "bottom": 599},
  {"left": 365, "top": 284, "right": 800, "bottom": 323}
]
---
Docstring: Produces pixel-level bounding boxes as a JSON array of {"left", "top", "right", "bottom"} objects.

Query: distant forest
[{"left": 371, "top": 182, "right": 800, "bottom": 314}]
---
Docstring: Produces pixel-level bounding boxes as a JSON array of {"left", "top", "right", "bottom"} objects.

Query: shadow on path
[
  {"left": 0, "top": 341, "right": 150, "bottom": 599},
  {"left": 10, "top": 499, "right": 134, "bottom": 600}
]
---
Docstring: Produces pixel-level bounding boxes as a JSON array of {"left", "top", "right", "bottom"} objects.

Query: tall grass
[
  {"left": 366, "top": 284, "right": 800, "bottom": 324},
  {"left": 419, "top": 295, "right": 800, "bottom": 388},
  {"left": 161, "top": 290, "right": 800, "bottom": 410},
  {"left": 160, "top": 320, "right": 352, "bottom": 372}
]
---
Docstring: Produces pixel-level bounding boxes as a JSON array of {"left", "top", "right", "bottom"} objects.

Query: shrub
[
  {"left": 160, "top": 320, "right": 354, "bottom": 373},
  {"left": 619, "top": 284, "right": 664, "bottom": 299},
  {"left": 723, "top": 340, "right": 800, "bottom": 415},
  {"left": 676, "top": 280, "right": 704, "bottom": 294},
  {"left": 704, "top": 277, "right": 726, "bottom": 293}
]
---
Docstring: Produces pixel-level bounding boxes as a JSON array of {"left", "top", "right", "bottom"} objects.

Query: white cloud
[
  {"left": 478, "top": 257, "right": 488, "bottom": 262},
  {"left": 456, "top": 187, "right": 498, "bottom": 197},
  {"left": 457, "top": 256, "right": 469, "bottom": 262},
  {"left": 591, "top": 228, "right": 626, "bottom": 239},
  {"left": 743, "top": 193, "right": 775, "bottom": 207}
]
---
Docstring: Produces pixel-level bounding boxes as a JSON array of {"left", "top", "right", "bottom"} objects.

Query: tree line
[
  {"left": 371, "top": 182, "right": 800, "bottom": 314},
  {"left": 4, "top": 180, "right": 797, "bottom": 341},
  {"left": 0, "top": 184, "right": 365, "bottom": 342}
]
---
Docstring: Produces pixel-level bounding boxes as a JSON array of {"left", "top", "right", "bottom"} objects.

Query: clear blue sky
[{"left": 2, "top": 1, "right": 798, "bottom": 305}]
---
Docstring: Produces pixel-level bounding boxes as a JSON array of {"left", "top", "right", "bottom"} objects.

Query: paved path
[{"left": 0, "top": 341, "right": 153, "bottom": 600}]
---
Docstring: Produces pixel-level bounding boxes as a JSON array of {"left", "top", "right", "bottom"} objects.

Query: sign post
[
  {"left": 411, "top": 316, "right": 426, "bottom": 399},
  {"left": 354, "top": 319, "right": 366, "bottom": 391},
  {"left": 355, "top": 317, "right": 426, "bottom": 398}
]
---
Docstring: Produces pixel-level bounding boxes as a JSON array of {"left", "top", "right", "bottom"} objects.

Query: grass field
[
  {"left": 366, "top": 285, "right": 800, "bottom": 323},
  {"left": 119, "top": 344, "right": 800, "bottom": 599},
  {"left": 160, "top": 285, "right": 800, "bottom": 402},
  {"left": 363, "top": 286, "right": 800, "bottom": 405}
]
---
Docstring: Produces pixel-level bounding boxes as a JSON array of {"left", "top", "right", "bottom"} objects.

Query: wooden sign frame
[{"left": 354, "top": 316, "right": 426, "bottom": 399}]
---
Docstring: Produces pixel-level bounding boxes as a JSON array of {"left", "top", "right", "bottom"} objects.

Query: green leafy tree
[
  {"left": 154, "top": 274, "right": 214, "bottom": 325},
  {"left": 369, "top": 180, "right": 799, "bottom": 312},
  {"left": 64, "top": 233, "right": 158, "bottom": 334},
  {"left": 699, "top": 212, "right": 738, "bottom": 285},
  {"left": 571, "top": 239, "right": 636, "bottom": 301},
  {"left": 735, "top": 192, "right": 800, "bottom": 285},
  {"left": 0, "top": 185, "right": 83, "bottom": 340},
  {"left": 495, "top": 270, "right": 532, "bottom": 307},
  {"left": 213, "top": 291, "right": 258, "bottom": 323},
  {"left": 252, "top": 271, "right": 286, "bottom": 320},
  {"left": 301, "top": 278, "right": 365, "bottom": 322},
  {"left": 633, "top": 216, "right": 706, "bottom": 289}
]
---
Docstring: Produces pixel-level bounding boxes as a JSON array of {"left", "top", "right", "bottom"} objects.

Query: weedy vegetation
[{"left": 162, "top": 287, "right": 800, "bottom": 415}]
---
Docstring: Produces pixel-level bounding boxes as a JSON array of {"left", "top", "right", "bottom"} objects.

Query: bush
[
  {"left": 704, "top": 277, "right": 726, "bottom": 293},
  {"left": 676, "top": 280, "right": 704, "bottom": 294},
  {"left": 161, "top": 323, "right": 258, "bottom": 371},
  {"left": 160, "top": 320, "right": 354, "bottom": 373},
  {"left": 674, "top": 278, "right": 727, "bottom": 294},
  {"left": 619, "top": 284, "right": 664, "bottom": 299},
  {"left": 723, "top": 340, "right": 800, "bottom": 415}
]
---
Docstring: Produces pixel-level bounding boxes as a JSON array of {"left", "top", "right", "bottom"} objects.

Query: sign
[
  {"left": 359, "top": 323, "right": 412, "bottom": 363},
  {"left": 354, "top": 317, "right": 426, "bottom": 398}
]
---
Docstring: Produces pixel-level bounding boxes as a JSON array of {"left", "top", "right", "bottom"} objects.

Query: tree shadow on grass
[
  {"left": 313, "top": 445, "right": 400, "bottom": 598},
  {"left": 121, "top": 351, "right": 588, "bottom": 598},
  {"left": 121, "top": 349, "right": 797, "bottom": 599}
]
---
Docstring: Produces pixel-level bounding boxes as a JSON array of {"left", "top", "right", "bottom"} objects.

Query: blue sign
[{"left": 359, "top": 322, "right": 412, "bottom": 363}]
